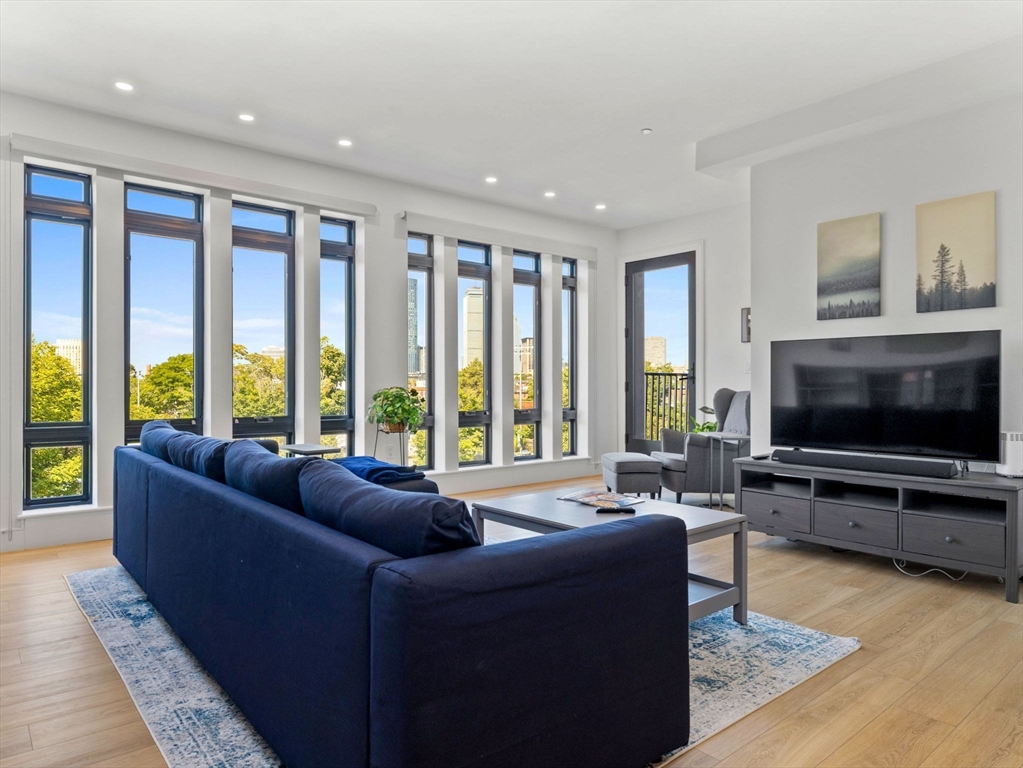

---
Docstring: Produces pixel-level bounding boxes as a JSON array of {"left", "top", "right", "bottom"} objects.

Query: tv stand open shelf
[{"left": 734, "top": 457, "right": 1023, "bottom": 602}]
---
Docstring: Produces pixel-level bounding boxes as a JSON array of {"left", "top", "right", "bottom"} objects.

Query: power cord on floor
[{"left": 893, "top": 558, "right": 968, "bottom": 581}]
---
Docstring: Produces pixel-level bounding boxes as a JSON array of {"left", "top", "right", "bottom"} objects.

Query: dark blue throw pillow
[
  {"left": 224, "top": 440, "right": 315, "bottom": 516},
  {"left": 166, "top": 433, "right": 230, "bottom": 484},
  {"left": 139, "top": 421, "right": 179, "bottom": 462},
  {"left": 299, "top": 459, "right": 480, "bottom": 559}
]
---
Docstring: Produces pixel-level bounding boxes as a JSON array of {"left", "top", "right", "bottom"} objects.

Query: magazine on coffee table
[{"left": 557, "top": 490, "right": 645, "bottom": 509}]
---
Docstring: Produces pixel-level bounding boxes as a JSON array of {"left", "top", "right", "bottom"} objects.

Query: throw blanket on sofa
[{"left": 332, "top": 456, "right": 426, "bottom": 485}]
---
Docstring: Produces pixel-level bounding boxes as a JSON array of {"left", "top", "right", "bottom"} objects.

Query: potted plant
[
  {"left": 367, "top": 387, "right": 425, "bottom": 464},
  {"left": 690, "top": 405, "right": 718, "bottom": 433}
]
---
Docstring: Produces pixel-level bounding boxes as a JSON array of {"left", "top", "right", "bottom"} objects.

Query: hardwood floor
[{"left": 1, "top": 476, "right": 1020, "bottom": 767}]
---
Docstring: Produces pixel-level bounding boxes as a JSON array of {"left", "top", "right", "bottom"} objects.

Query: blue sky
[
  {"left": 29, "top": 219, "right": 84, "bottom": 345},
  {"left": 644, "top": 264, "right": 690, "bottom": 367}
]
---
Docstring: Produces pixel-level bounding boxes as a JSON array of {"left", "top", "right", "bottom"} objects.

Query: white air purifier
[{"left": 996, "top": 432, "right": 1023, "bottom": 478}]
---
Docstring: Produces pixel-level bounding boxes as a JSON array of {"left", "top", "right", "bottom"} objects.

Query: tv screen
[{"left": 771, "top": 330, "right": 1000, "bottom": 461}]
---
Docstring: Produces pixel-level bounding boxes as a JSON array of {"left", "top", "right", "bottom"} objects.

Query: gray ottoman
[{"left": 601, "top": 452, "right": 662, "bottom": 498}]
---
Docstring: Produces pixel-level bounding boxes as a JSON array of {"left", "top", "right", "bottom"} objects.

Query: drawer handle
[
  {"left": 768, "top": 509, "right": 778, "bottom": 515},
  {"left": 848, "top": 521, "right": 857, "bottom": 528},
  {"left": 945, "top": 536, "right": 955, "bottom": 544}
]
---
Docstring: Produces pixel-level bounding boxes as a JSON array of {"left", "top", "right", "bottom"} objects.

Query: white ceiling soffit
[
  {"left": 2, "top": 3, "right": 1023, "bottom": 228},
  {"left": 695, "top": 35, "right": 1023, "bottom": 177}
]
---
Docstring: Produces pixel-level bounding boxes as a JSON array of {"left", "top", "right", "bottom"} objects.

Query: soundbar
[{"left": 770, "top": 449, "right": 958, "bottom": 479}]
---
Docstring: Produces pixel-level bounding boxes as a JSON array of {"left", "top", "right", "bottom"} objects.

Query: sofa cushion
[
  {"left": 224, "top": 440, "right": 315, "bottom": 516},
  {"left": 299, "top": 460, "right": 480, "bottom": 559},
  {"left": 139, "top": 420, "right": 179, "bottom": 462},
  {"left": 166, "top": 432, "right": 229, "bottom": 484},
  {"left": 601, "top": 452, "right": 661, "bottom": 474},
  {"left": 652, "top": 451, "right": 687, "bottom": 473}
]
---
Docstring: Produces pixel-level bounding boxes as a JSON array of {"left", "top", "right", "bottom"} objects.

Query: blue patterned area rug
[{"left": 67, "top": 566, "right": 858, "bottom": 768}]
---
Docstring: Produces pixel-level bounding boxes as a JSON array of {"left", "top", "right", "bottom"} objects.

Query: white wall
[
  {"left": 750, "top": 93, "right": 1023, "bottom": 456},
  {"left": 0, "top": 92, "right": 618, "bottom": 550},
  {"left": 616, "top": 203, "right": 752, "bottom": 430}
]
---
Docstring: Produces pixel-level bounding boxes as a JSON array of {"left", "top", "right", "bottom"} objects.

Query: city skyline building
[
  {"left": 260, "top": 345, "right": 285, "bottom": 360},
  {"left": 644, "top": 336, "right": 667, "bottom": 367},
  {"left": 407, "top": 277, "right": 420, "bottom": 374},
  {"left": 55, "top": 338, "right": 82, "bottom": 376},
  {"left": 462, "top": 285, "right": 484, "bottom": 368}
]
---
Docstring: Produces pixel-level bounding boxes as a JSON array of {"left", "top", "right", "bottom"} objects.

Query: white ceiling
[{"left": 2, "top": 1, "right": 1021, "bottom": 228}]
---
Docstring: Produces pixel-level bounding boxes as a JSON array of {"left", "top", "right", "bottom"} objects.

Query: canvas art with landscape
[
  {"left": 916, "top": 191, "right": 996, "bottom": 313},
  {"left": 817, "top": 212, "right": 881, "bottom": 320}
]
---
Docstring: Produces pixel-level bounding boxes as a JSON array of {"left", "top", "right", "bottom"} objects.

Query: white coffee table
[{"left": 471, "top": 490, "right": 748, "bottom": 624}]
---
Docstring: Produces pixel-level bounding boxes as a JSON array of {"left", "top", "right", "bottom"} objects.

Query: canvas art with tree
[{"left": 916, "top": 191, "right": 996, "bottom": 313}]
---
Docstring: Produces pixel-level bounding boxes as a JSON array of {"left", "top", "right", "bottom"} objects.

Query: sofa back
[{"left": 114, "top": 446, "right": 399, "bottom": 768}]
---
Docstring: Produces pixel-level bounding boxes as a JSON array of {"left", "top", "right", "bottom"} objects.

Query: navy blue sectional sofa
[{"left": 113, "top": 426, "right": 690, "bottom": 768}]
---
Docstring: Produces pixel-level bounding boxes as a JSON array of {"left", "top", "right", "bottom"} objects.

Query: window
[
  {"left": 232, "top": 203, "right": 295, "bottom": 441},
  {"left": 407, "top": 234, "right": 433, "bottom": 468},
  {"left": 320, "top": 217, "right": 355, "bottom": 456},
  {"left": 513, "top": 251, "right": 541, "bottom": 460},
  {"left": 23, "top": 166, "right": 92, "bottom": 507},
  {"left": 562, "top": 258, "right": 578, "bottom": 455},
  {"left": 457, "top": 242, "right": 491, "bottom": 465},
  {"left": 124, "top": 184, "right": 204, "bottom": 441}
]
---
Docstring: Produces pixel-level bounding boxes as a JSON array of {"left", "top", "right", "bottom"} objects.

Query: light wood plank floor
[{"left": 1, "top": 476, "right": 1020, "bottom": 767}]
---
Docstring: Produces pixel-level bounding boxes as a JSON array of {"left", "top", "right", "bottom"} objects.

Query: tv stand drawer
[
  {"left": 741, "top": 491, "right": 810, "bottom": 533},
  {"left": 902, "top": 514, "right": 1005, "bottom": 568},
  {"left": 814, "top": 502, "right": 897, "bottom": 549}
]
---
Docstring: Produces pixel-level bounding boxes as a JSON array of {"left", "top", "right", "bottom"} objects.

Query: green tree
[
  {"left": 232, "top": 344, "right": 287, "bottom": 418},
  {"left": 319, "top": 336, "right": 347, "bottom": 416},
  {"left": 932, "top": 243, "right": 953, "bottom": 310},
  {"left": 132, "top": 354, "right": 194, "bottom": 420},
  {"left": 28, "top": 341, "right": 84, "bottom": 499},
  {"left": 457, "top": 359, "right": 486, "bottom": 462},
  {"left": 30, "top": 341, "right": 81, "bottom": 422}
]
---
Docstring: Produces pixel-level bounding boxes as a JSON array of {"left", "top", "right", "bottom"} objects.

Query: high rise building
[
  {"left": 407, "top": 277, "right": 420, "bottom": 374},
  {"left": 55, "top": 338, "right": 82, "bottom": 376},
  {"left": 261, "top": 345, "right": 285, "bottom": 360},
  {"left": 519, "top": 337, "right": 535, "bottom": 376},
  {"left": 462, "top": 285, "right": 485, "bottom": 368},
  {"left": 512, "top": 316, "right": 522, "bottom": 375},
  {"left": 644, "top": 336, "right": 667, "bottom": 367}
]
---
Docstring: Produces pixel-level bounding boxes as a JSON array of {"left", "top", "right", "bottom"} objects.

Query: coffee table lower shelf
[{"left": 689, "top": 575, "right": 742, "bottom": 622}]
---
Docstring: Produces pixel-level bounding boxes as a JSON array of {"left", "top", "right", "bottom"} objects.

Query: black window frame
[
  {"left": 23, "top": 165, "right": 93, "bottom": 509},
  {"left": 320, "top": 217, "right": 356, "bottom": 454},
  {"left": 124, "top": 183, "right": 205, "bottom": 442},
  {"left": 513, "top": 250, "right": 542, "bottom": 461},
  {"left": 457, "top": 241, "right": 492, "bottom": 467},
  {"left": 231, "top": 202, "right": 296, "bottom": 442},
  {"left": 562, "top": 258, "right": 578, "bottom": 455},
  {"left": 407, "top": 233, "right": 434, "bottom": 469}
]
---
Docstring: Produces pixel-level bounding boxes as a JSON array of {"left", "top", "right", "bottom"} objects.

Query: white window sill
[{"left": 18, "top": 504, "right": 113, "bottom": 521}]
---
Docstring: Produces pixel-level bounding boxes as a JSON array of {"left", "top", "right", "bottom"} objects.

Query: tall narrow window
[
  {"left": 320, "top": 217, "right": 355, "bottom": 456},
  {"left": 124, "top": 184, "right": 204, "bottom": 441},
  {"left": 457, "top": 242, "right": 491, "bottom": 465},
  {"left": 562, "top": 258, "right": 578, "bottom": 455},
  {"left": 24, "top": 166, "right": 92, "bottom": 507},
  {"left": 513, "top": 251, "right": 541, "bottom": 460},
  {"left": 407, "top": 234, "right": 433, "bottom": 468},
  {"left": 232, "top": 203, "right": 295, "bottom": 443}
]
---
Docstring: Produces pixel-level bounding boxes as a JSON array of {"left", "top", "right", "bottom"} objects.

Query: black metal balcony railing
[{"left": 644, "top": 372, "right": 692, "bottom": 441}]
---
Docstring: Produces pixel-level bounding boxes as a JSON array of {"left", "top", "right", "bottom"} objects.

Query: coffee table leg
[
  {"left": 733, "top": 520, "right": 748, "bottom": 625},
  {"left": 473, "top": 506, "right": 485, "bottom": 541}
]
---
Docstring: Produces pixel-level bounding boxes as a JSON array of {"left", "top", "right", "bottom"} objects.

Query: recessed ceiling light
[
  {"left": 544, "top": 191, "right": 556, "bottom": 198},
  {"left": 338, "top": 139, "right": 353, "bottom": 147},
  {"left": 485, "top": 176, "right": 498, "bottom": 183},
  {"left": 239, "top": 114, "right": 255, "bottom": 122},
  {"left": 114, "top": 82, "right": 134, "bottom": 91},
  {"left": 595, "top": 204, "right": 607, "bottom": 210},
  {"left": 640, "top": 128, "right": 653, "bottom": 135}
]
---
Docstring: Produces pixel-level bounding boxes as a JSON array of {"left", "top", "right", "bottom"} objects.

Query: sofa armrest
[
  {"left": 369, "top": 515, "right": 689, "bottom": 768},
  {"left": 661, "top": 427, "right": 688, "bottom": 455}
]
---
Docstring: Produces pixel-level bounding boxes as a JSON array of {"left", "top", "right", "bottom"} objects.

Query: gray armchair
[{"left": 653, "top": 388, "right": 751, "bottom": 503}]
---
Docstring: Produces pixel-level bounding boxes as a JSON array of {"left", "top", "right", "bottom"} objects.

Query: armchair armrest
[{"left": 369, "top": 516, "right": 689, "bottom": 768}]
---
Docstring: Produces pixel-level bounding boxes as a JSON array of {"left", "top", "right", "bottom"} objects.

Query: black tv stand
[{"left": 734, "top": 457, "right": 1023, "bottom": 602}]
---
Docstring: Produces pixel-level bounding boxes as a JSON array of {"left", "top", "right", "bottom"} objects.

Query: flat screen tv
[{"left": 771, "top": 330, "right": 1000, "bottom": 461}]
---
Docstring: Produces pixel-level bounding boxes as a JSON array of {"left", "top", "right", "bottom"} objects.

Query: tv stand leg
[{"left": 1007, "top": 496, "right": 1020, "bottom": 603}]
